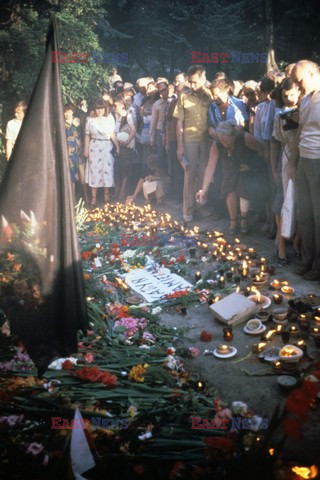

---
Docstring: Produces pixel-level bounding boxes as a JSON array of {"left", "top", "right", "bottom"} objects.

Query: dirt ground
[{"left": 154, "top": 199, "right": 320, "bottom": 464}]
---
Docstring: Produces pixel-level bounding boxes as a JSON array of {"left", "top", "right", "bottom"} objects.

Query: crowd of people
[{"left": 4, "top": 61, "right": 320, "bottom": 281}]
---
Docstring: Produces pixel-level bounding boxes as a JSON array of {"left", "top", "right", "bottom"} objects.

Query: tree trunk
[{"left": 263, "top": 0, "right": 278, "bottom": 72}]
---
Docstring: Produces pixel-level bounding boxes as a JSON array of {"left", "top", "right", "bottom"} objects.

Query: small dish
[
  {"left": 256, "top": 311, "right": 270, "bottom": 322},
  {"left": 259, "top": 346, "right": 281, "bottom": 361},
  {"left": 248, "top": 295, "right": 271, "bottom": 309},
  {"left": 246, "top": 319, "right": 262, "bottom": 331},
  {"left": 270, "top": 280, "right": 282, "bottom": 289},
  {"left": 272, "top": 308, "right": 288, "bottom": 321},
  {"left": 273, "top": 318, "right": 288, "bottom": 326},
  {"left": 281, "top": 286, "right": 295, "bottom": 295},
  {"left": 213, "top": 346, "right": 237, "bottom": 359},
  {"left": 243, "top": 324, "right": 267, "bottom": 335},
  {"left": 279, "top": 345, "right": 303, "bottom": 362},
  {"left": 277, "top": 375, "right": 298, "bottom": 390}
]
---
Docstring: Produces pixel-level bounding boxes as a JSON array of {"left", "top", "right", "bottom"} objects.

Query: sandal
[
  {"left": 229, "top": 219, "right": 237, "bottom": 235},
  {"left": 240, "top": 217, "right": 249, "bottom": 234}
]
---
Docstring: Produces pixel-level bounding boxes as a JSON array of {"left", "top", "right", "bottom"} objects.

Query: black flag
[{"left": 0, "top": 15, "right": 88, "bottom": 375}]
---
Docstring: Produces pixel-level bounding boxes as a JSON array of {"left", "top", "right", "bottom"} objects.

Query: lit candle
[
  {"left": 281, "top": 285, "right": 294, "bottom": 295},
  {"left": 195, "top": 271, "right": 201, "bottom": 281},
  {"left": 196, "top": 380, "right": 205, "bottom": 392},
  {"left": 276, "top": 325, "right": 283, "bottom": 334},
  {"left": 311, "top": 327, "right": 320, "bottom": 337},
  {"left": 223, "top": 327, "right": 233, "bottom": 341},
  {"left": 271, "top": 279, "right": 281, "bottom": 289},
  {"left": 241, "top": 260, "right": 248, "bottom": 279},
  {"left": 314, "top": 316, "right": 320, "bottom": 325},
  {"left": 260, "top": 257, "right": 266, "bottom": 272},
  {"left": 294, "top": 339, "right": 307, "bottom": 355},
  {"left": 252, "top": 342, "right": 267, "bottom": 353},
  {"left": 272, "top": 293, "right": 283, "bottom": 304},
  {"left": 217, "top": 344, "right": 230, "bottom": 354},
  {"left": 289, "top": 325, "right": 299, "bottom": 337},
  {"left": 263, "top": 329, "right": 277, "bottom": 341},
  {"left": 219, "top": 275, "right": 225, "bottom": 288},
  {"left": 201, "top": 243, "right": 209, "bottom": 252},
  {"left": 271, "top": 360, "right": 282, "bottom": 372},
  {"left": 298, "top": 314, "right": 309, "bottom": 330}
]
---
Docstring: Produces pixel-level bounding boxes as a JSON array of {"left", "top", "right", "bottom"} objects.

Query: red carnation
[
  {"left": 82, "top": 251, "right": 93, "bottom": 260},
  {"left": 200, "top": 330, "right": 213, "bottom": 342},
  {"left": 100, "top": 371, "right": 117, "bottom": 387},
  {"left": 62, "top": 359, "right": 74, "bottom": 370},
  {"left": 77, "top": 366, "right": 101, "bottom": 383}
]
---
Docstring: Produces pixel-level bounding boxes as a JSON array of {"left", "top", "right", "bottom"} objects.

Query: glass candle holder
[
  {"left": 223, "top": 327, "right": 233, "bottom": 341},
  {"left": 195, "top": 271, "right": 201, "bottom": 281},
  {"left": 271, "top": 360, "right": 282, "bottom": 372},
  {"left": 226, "top": 271, "right": 233, "bottom": 281},
  {"left": 234, "top": 275, "right": 241, "bottom": 285},
  {"left": 289, "top": 325, "right": 300, "bottom": 337},
  {"left": 272, "top": 293, "right": 283, "bottom": 305}
]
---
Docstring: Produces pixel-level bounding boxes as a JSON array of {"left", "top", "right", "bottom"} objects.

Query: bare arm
[
  {"left": 208, "top": 126, "right": 217, "bottom": 140},
  {"left": 6, "top": 140, "right": 13, "bottom": 161},
  {"left": 127, "top": 178, "right": 144, "bottom": 203},
  {"left": 111, "top": 132, "right": 120, "bottom": 154},
  {"left": 126, "top": 123, "right": 136, "bottom": 145},
  {"left": 244, "top": 132, "right": 265, "bottom": 153},
  {"left": 83, "top": 134, "right": 90, "bottom": 157},
  {"left": 196, "top": 141, "right": 219, "bottom": 203}
]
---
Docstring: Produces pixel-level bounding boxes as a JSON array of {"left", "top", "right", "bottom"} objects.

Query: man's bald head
[{"left": 291, "top": 60, "right": 320, "bottom": 95}]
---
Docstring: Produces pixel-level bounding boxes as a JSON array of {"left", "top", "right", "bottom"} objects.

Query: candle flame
[{"left": 291, "top": 465, "right": 318, "bottom": 479}]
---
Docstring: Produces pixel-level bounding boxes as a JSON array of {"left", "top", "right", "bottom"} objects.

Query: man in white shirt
[
  {"left": 291, "top": 60, "right": 320, "bottom": 281},
  {"left": 6, "top": 101, "right": 27, "bottom": 160}
]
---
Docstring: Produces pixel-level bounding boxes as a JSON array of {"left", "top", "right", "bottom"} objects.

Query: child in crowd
[{"left": 126, "top": 154, "right": 170, "bottom": 205}]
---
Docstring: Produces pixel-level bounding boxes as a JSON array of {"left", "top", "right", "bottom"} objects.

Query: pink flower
[
  {"left": 84, "top": 353, "right": 94, "bottom": 363},
  {"left": 189, "top": 347, "right": 200, "bottom": 358}
]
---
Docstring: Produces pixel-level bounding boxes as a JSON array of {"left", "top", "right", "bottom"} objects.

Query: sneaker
[{"left": 303, "top": 270, "right": 320, "bottom": 282}]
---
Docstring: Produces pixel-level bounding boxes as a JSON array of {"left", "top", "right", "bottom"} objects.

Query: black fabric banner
[{"left": 0, "top": 15, "right": 88, "bottom": 376}]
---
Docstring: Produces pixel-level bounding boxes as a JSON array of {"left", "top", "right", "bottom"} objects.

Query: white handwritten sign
[{"left": 124, "top": 267, "right": 192, "bottom": 303}]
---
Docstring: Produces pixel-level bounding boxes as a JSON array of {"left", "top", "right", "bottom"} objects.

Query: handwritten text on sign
[{"left": 125, "top": 268, "right": 192, "bottom": 303}]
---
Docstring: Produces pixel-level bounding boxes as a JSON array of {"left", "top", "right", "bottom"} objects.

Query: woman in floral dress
[{"left": 84, "top": 99, "right": 119, "bottom": 206}]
